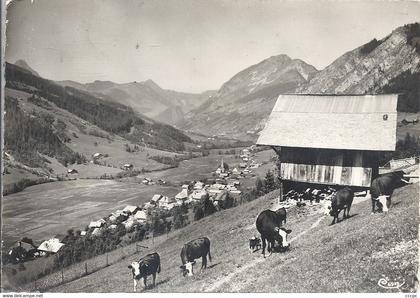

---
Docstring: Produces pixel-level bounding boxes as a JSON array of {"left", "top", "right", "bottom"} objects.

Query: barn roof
[{"left": 257, "top": 94, "right": 398, "bottom": 151}]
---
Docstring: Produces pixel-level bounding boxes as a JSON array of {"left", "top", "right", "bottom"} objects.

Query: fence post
[{"left": 85, "top": 262, "right": 88, "bottom": 276}]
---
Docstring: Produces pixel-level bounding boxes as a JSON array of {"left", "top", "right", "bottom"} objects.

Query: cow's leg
[
  {"left": 386, "top": 196, "right": 391, "bottom": 209},
  {"left": 331, "top": 212, "right": 337, "bottom": 225},
  {"left": 270, "top": 240, "right": 276, "bottom": 252},
  {"left": 133, "top": 279, "right": 137, "bottom": 292},
  {"left": 152, "top": 273, "right": 156, "bottom": 288},
  {"left": 143, "top": 276, "right": 147, "bottom": 289},
  {"left": 371, "top": 199, "right": 376, "bottom": 214},
  {"left": 202, "top": 255, "right": 207, "bottom": 269},
  {"left": 261, "top": 236, "right": 266, "bottom": 257}
]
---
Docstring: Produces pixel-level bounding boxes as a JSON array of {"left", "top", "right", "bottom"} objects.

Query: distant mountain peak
[{"left": 14, "top": 59, "right": 40, "bottom": 77}]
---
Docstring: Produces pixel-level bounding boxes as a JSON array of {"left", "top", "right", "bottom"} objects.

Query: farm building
[{"left": 257, "top": 94, "right": 398, "bottom": 190}]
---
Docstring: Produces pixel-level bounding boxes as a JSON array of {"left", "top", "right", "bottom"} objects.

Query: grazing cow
[
  {"left": 180, "top": 237, "right": 212, "bottom": 277},
  {"left": 370, "top": 171, "right": 410, "bottom": 213},
  {"left": 256, "top": 210, "right": 292, "bottom": 258},
  {"left": 128, "top": 252, "right": 161, "bottom": 292},
  {"left": 328, "top": 187, "right": 354, "bottom": 225},
  {"left": 249, "top": 236, "right": 262, "bottom": 252}
]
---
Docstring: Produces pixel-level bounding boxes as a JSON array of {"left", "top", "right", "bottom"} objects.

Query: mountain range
[
  {"left": 57, "top": 79, "right": 215, "bottom": 126},
  {"left": 180, "top": 23, "right": 420, "bottom": 139}
]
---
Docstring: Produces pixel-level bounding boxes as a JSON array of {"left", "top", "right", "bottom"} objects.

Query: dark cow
[
  {"left": 180, "top": 237, "right": 212, "bottom": 277},
  {"left": 256, "top": 210, "right": 292, "bottom": 258},
  {"left": 328, "top": 187, "right": 354, "bottom": 225},
  {"left": 128, "top": 252, "right": 161, "bottom": 292},
  {"left": 249, "top": 236, "right": 262, "bottom": 252},
  {"left": 370, "top": 171, "right": 411, "bottom": 213}
]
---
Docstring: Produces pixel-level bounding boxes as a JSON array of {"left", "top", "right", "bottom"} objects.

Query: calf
[
  {"left": 328, "top": 187, "right": 354, "bottom": 225},
  {"left": 249, "top": 236, "right": 262, "bottom": 252},
  {"left": 180, "top": 237, "right": 212, "bottom": 277},
  {"left": 256, "top": 210, "right": 292, "bottom": 258},
  {"left": 128, "top": 252, "right": 161, "bottom": 292}
]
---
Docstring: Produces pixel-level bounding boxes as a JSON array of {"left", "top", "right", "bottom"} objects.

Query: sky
[{"left": 5, "top": 0, "right": 420, "bottom": 93}]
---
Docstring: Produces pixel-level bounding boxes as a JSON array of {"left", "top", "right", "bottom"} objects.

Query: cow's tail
[{"left": 208, "top": 244, "right": 212, "bottom": 263}]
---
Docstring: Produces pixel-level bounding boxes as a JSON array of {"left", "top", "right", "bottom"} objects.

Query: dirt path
[{"left": 203, "top": 214, "right": 326, "bottom": 292}]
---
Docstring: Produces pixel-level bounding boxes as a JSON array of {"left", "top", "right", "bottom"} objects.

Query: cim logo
[{"left": 378, "top": 277, "right": 405, "bottom": 290}]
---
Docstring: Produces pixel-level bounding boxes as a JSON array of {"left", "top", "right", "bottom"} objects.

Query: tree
[
  {"left": 202, "top": 194, "right": 216, "bottom": 216},
  {"left": 173, "top": 208, "right": 187, "bottom": 229},
  {"left": 255, "top": 177, "right": 264, "bottom": 196},
  {"left": 221, "top": 193, "right": 235, "bottom": 209},
  {"left": 264, "top": 170, "right": 276, "bottom": 193},
  {"left": 223, "top": 162, "right": 229, "bottom": 171},
  {"left": 194, "top": 206, "right": 205, "bottom": 221}
]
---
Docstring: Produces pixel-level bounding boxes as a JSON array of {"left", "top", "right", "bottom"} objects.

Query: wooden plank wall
[{"left": 278, "top": 149, "right": 374, "bottom": 187}]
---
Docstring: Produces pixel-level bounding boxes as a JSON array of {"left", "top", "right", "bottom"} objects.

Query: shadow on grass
[
  {"left": 140, "top": 277, "right": 170, "bottom": 291},
  {"left": 392, "top": 201, "right": 402, "bottom": 207},
  {"left": 207, "top": 263, "right": 220, "bottom": 269}
]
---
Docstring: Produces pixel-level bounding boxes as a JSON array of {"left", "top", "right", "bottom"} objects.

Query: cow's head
[
  {"left": 274, "top": 227, "right": 292, "bottom": 248},
  {"left": 323, "top": 201, "right": 332, "bottom": 216},
  {"left": 377, "top": 195, "right": 389, "bottom": 212},
  {"left": 128, "top": 262, "right": 141, "bottom": 278},
  {"left": 180, "top": 261, "right": 196, "bottom": 277}
]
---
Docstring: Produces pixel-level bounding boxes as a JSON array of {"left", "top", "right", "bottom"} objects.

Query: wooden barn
[{"left": 257, "top": 94, "right": 398, "bottom": 191}]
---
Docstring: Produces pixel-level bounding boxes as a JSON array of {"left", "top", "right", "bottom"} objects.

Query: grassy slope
[
  {"left": 51, "top": 183, "right": 418, "bottom": 293},
  {"left": 4, "top": 88, "right": 177, "bottom": 177}
]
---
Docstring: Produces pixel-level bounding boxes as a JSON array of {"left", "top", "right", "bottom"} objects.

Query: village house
[
  {"left": 88, "top": 219, "right": 106, "bottom": 229},
  {"left": 123, "top": 205, "right": 139, "bottom": 214},
  {"left": 193, "top": 181, "right": 204, "bottom": 190},
  {"left": 93, "top": 152, "right": 103, "bottom": 159},
  {"left": 37, "top": 238, "right": 64, "bottom": 254},
  {"left": 151, "top": 194, "right": 163, "bottom": 205},
  {"left": 175, "top": 189, "right": 189, "bottom": 201},
  {"left": 190, "top": 189, "right": 208, "bottom": 201},
  {"left": 67, "top": 168, "right": 78, "bottom": 174},
  {"left": 123, "top": 163, "right": 134, "bottom": 171},
  {"left": 257, "top": 94, "right": 399, "bottom": 195},
  {"left": 158, "top": 196, "right": 176, "bottom": 209},
  {"left": 134, "top": 209, "right": 148, "bottom": 222}
]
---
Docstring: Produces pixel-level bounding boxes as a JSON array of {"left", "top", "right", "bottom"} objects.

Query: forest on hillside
[
  {"left": 5, "top": 63, "right": 192, "bottom": 154},
  {"left": 4, "top": 97, "right": 86, "bottom": 167}
]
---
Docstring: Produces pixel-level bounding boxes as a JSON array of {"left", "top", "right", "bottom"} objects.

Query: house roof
[
  {"left": 257, "top": 94, "right": 398, "bottom": 151},
  {"left": 123, "top": 205, "right": 138, "bottom": 213},
  {"left": 175, "top": 189, "right": 188, "bottom": 199},
  {"left": 151, "top": 194, "right": 162, "bottom": 202},
  {"left": 38, "top": 238, "right": 64, "bottom": 253}
]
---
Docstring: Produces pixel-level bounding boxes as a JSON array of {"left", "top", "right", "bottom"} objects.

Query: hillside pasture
[{"left": 50, "top": 183, "right": 418, "bottom": 293}]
